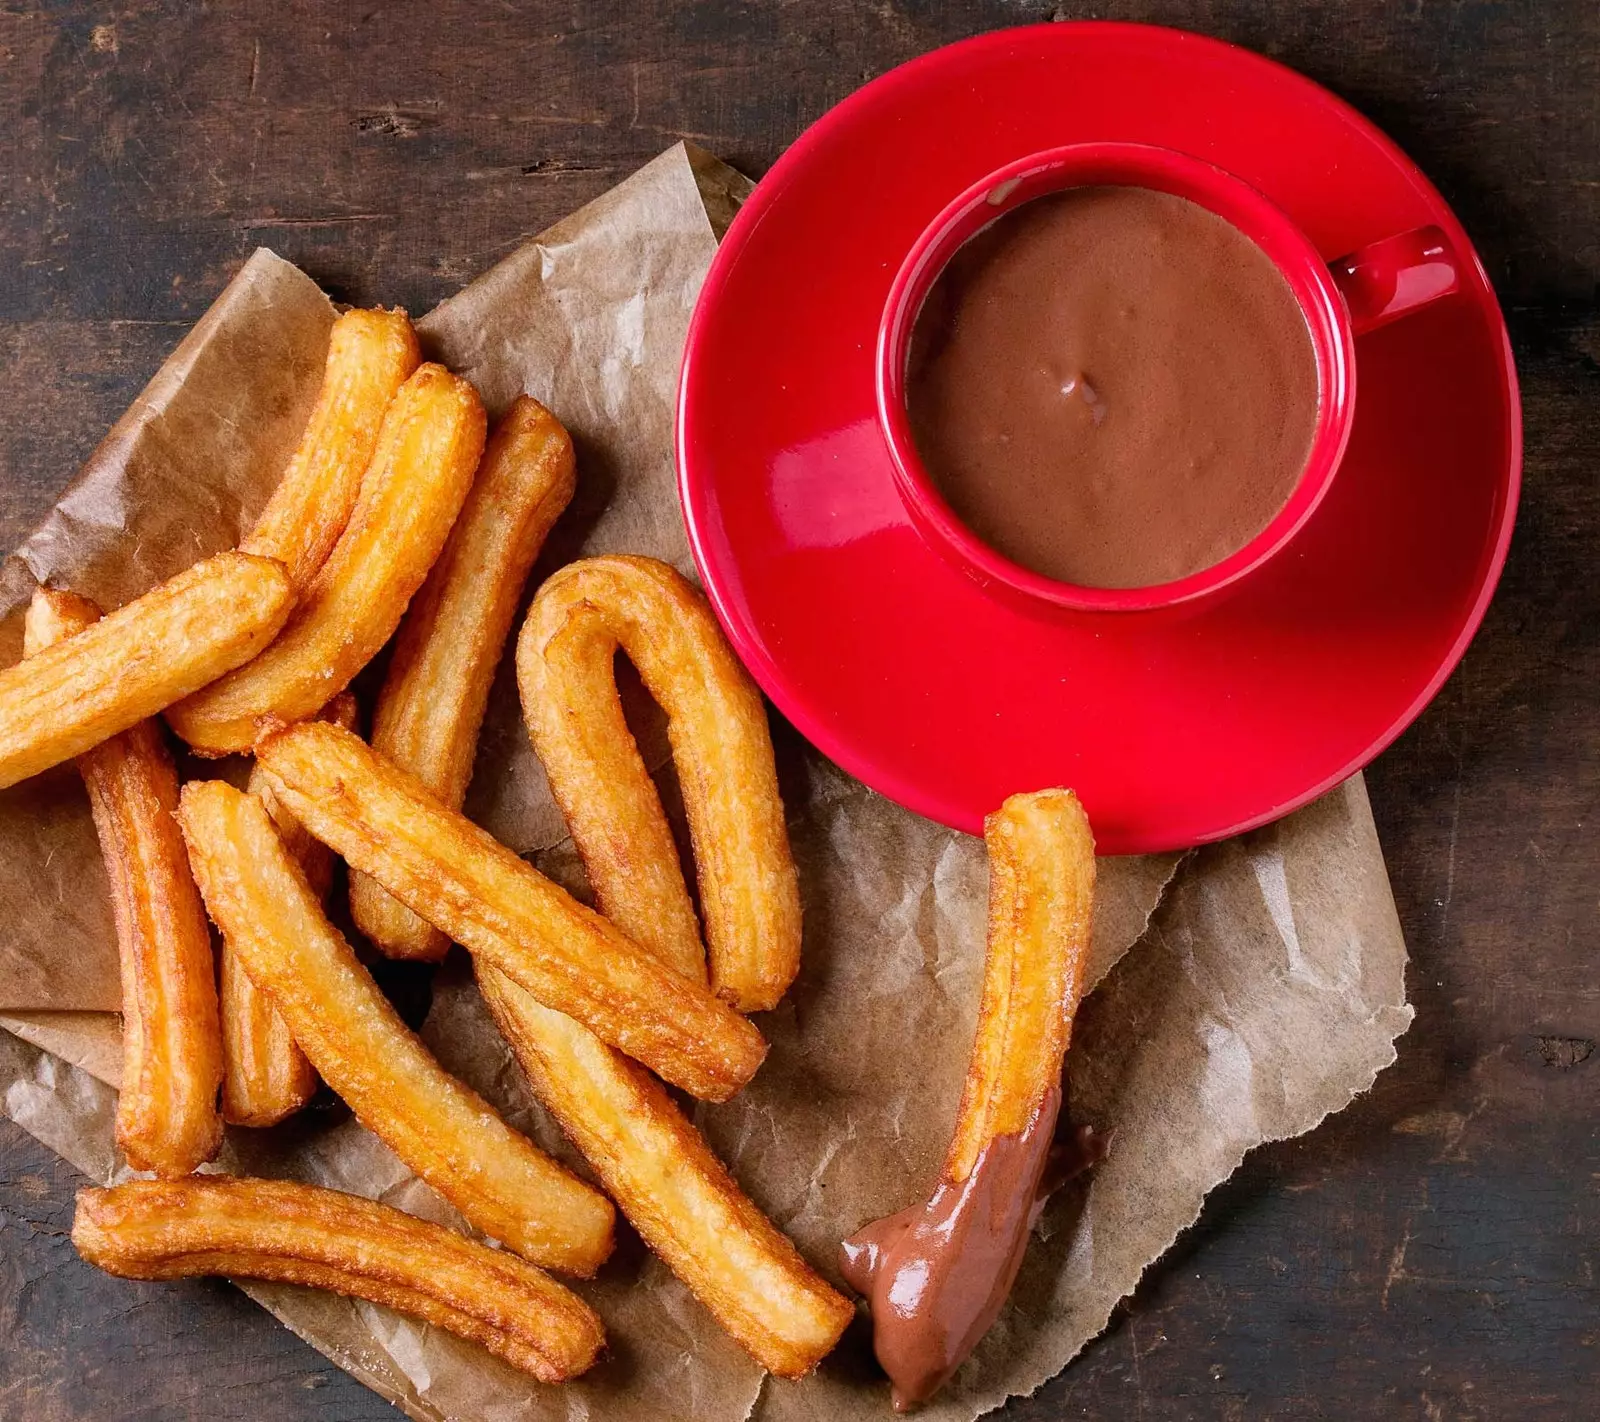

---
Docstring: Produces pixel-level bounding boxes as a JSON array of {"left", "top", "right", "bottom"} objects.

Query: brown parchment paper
[{"left": 0, "top": 143, "right": 1411, "bottom": 1420}]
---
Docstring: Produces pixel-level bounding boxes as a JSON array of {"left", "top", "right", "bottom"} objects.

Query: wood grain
[{"left": 1, "top": 1, "right": 1595, "bottom": 1417}]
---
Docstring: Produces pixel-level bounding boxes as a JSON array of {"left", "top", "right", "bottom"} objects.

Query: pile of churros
[{"left": 0, "top": 302, "right": 1099, "bottom": 1409}]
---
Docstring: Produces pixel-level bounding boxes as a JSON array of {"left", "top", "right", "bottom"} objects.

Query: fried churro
[
  {"left": 169, "top": 364, "right": 485, "bottom": 754},
  {"left": 24, "top": 588, "right": 223, "bottom": 1177},
  {"left": 254, "top": 720, "right": 768, "bottom": 1102},
  {"left": 74, "top": 1178, "right": 604, "bottom": 1383},
  {"left": 219, "top": 692, "right": 358, "bottom": 1127},
  {"left": 352, "top": 395, "right": 576, "bottom": 962},
  {"left": 0, "top": 552, "right": 293, "bottom": 790},
  {"left": 242, "top": 307, "right": 421, "bottom": 590},
  {"left": 178, "top": 779, "right": 614, "bottom": 1275},
  {"left": 841, "top": 788, "right": 1096, "bottom": 1411},
  {"left": 480, "top": 966, "right": 852, "bottom": 1376},
  {"left": 518, "top": 555, "right": 801, "bottom": 1010}
]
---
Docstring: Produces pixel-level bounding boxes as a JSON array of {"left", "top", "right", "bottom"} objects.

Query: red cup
[{"left": 876, "top": 142, "right": 1462, "bottom": 614}]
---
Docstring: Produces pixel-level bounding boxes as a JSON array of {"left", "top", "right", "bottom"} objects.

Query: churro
[
  {"left": 254, "top": 720, "right": 768, "bottom": 1102},
  {"left": 352, "top": 395, "right": 576, "bottom": 961},
  {"left": 840, "top": 788, "right": 1096, "bottom": 1410},
  {"left": 219, "top": 691, "right": 358, "bottom": 1127},
  {"left": 169, "top": 364, "right": 485, "bottom": 754},
  {"left": 481, "top": 966, "right": 852, "bottom": 1376},
  {"left": 23, "top": 588, "right": 223, "bottom": 1177},
  {"left": 242, "top": 307, "right": 420, "bottom": 590},
  {"left": 0, "top": 552, "right": 293, "bottom": 790},
  {"left": 74, "top": 1178, "right": 604, "bottom": 1383},
  {"left": 178, "top": 779, "right": 614, "bottom": 1275},
  {"left": 518, "top": 555, "right": 801, "bottom": 1009}
]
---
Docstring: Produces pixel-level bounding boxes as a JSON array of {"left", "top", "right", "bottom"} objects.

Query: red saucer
[{"left": 677, "top": 22, "right": 1520, "bottom": 854}]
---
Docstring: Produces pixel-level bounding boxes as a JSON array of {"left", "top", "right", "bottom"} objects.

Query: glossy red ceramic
[{"left": 677, "top": 22, "right": 1521, "bottom": 853}]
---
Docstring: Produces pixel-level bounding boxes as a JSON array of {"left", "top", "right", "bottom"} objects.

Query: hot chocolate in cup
[{"left": 877, "top": 142, "right": 1460, "bottom": 614}]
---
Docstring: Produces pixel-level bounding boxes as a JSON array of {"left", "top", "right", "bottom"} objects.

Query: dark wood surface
[{"left": 1, "top": 3, "right": 1594, "bottom": 1418}]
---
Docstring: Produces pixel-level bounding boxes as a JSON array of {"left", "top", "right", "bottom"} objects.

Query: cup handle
[{"left": 1330, "top": 225, "right": 1460, "bottom": 336}]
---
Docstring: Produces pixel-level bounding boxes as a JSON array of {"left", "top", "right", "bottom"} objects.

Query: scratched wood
[{"left": 0, "top": 2, "right": 1595, "bottom": 1418}]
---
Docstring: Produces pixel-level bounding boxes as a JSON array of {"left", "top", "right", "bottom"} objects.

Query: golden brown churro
[
  {"left": 253, "top": 720, "right": 768, "bottom": 1102},
  {"left": 219, "top": 692, "right": 358, "bottom": 1127},
  {"left": 480, "top": 967, "right": 853, "bottom": 1376},
  {"left": 0, "top": 552, "right": 293, "bottom": 790},
  {"left": 216, "top": 941, "right": 315, "bottom": 1130},
  {"left": 168, "top": 364, "right": 485, "bottom": 754},
  {"left": 177, "top": 779, "right": 615, "bottom": 1275},
  {"left": 942, "top": 789, "right": 1096, "bottom": 1179},
  {"left": 352, "top": 395, "right": 576, "bottom": 962},
  {"left": 518, "top": 555, "right": 801, "bottom": 1010},
  {"left": 242, "top": 307, "right": 421, "bottom": 590},
  {"left": 74, "top": 1178, "right": 604, "bottom": 1383},
  {"left": 246, "top": 690, "right": 360, "bottom": 902},
  {"left": 23, "top": 588, "right": 223, "bottom": 1177},
  {"left": 841, "top": 789, "right": 1096, "bottom": 1410}
]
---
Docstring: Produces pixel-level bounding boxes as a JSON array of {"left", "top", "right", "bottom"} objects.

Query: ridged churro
[
  {"left": 74, "top": 1178, "right": 604, "bottom": 1383},
  {"left": 841, "top": 789, "right": 1096, "bottom": 1410},
  {"left": 945, "top": 790, "right": 1095, "bottom": 1183},
  {"left": 169, "top": 364, "right": 485, "bottom": 754},
  {"left": 0, "top": 552, "right": 293, "bottom": 790},
  {"left": 352, "top": 395, "right": 576, "bottom": 961},
  {"left": 220, "top": 692, "right": 358, "bottom": 1127},
  {"left": 178, "top": 779, "right": 615, "bottom": 1275},
  {"left": 242, "top": 307, "right": 420, "bottom": 590},
  {"left": 518, "top": 556, "right": 801, "bottom": 1010},
  {"left": 480, "top": 967, "right": 853, "bottom": 1376},
  {"left": 24, "top": 588, "right": 223, "bottom": 1177},
  {"left": 253, "top": 720, "right": 767, "bottom": 1102}
]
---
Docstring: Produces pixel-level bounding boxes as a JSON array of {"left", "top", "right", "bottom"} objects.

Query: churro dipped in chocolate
[{"left": 841, "top": 788, "right": 1098, "bottom": 1410}]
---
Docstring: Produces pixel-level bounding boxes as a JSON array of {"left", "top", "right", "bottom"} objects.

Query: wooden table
[{"left": 1, "top": 3, "right": 1594, "bottom": 1417}]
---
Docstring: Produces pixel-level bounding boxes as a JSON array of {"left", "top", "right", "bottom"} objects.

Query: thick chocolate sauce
[
  {"left": 906, "top": 186, "right": 1319, "bottom": 588},
  {"left": 839, "top": 1087, "right": 1107, "bottom": 1411}
]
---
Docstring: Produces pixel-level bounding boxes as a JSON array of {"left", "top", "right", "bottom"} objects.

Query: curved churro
[
  {"left": 518, "top": 555, "right": 801, "bottom": 1010},
  {"left": 177, "top": 779, "right": 615, "bottom": 1275},
  {"left": 220, "top": 692, "right": 358, "bottom": 1127},
  {"left": 254, "top": 720, "right": 768, "bottom": 1102},
  {"left": 841, "top": 788, "right": 1096, "bottom": 1411},
  {"left": 0, "top": 552, "right": 293, "bottom": 790},
  {"left": 74, "top": 1178, "right": 604, "bottom": 1383},
  {"left": 945, "top": 789, "right": 1094, "bottom": 1184},
  {"left": 242, "top": 307, "right": 421, "bottom": 590},
  {"left": 23, "top": 588, "right": 223, "bottom": 1177},
  {"left": 169, "top": 364, "right": 486, "bottom": 754},
  {"left": 352, "top": 395, "right": 576, "bottom": 962},
  {"left": 480, "top": 966, "right": 853, "bottom": 1377}
]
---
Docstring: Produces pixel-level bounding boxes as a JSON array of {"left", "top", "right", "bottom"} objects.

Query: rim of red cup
[{"left": 875, "top": 140, "right": 1358, "bottom": 614}]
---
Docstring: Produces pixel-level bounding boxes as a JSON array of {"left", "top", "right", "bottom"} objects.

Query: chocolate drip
[{"left": 839, "top": 1086, "right": 1105, "bottom": 1411}]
